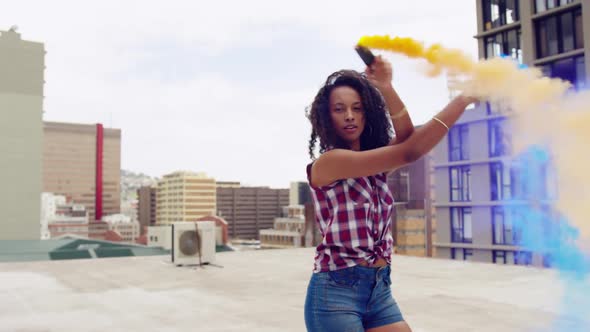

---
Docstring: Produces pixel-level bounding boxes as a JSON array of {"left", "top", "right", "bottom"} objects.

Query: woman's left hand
[{"left": 365, "top": 55, "right": 393, "bottom": 92}]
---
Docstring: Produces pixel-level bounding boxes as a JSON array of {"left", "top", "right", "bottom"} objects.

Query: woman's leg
[
  {"left": 304, "top": 269, "right": 365, "bottom": 332},
  {"left": 364, "top": 266, "right": 410, "bottom": 332}
]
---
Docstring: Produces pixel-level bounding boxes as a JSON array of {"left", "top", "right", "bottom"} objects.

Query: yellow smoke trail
[
  {"left": 358, "top": 35, "right": 589, "bottom": 250},
  {"left": 358, "top": 35, "right": 475, "bottom": 76},
  {"left": 357, "top": 35, "right": 570, "bottom": 108}
]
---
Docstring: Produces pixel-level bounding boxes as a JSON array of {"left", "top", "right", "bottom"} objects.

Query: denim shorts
[{"left": 304, "top": 265, "right": 404, "bottom": 332}]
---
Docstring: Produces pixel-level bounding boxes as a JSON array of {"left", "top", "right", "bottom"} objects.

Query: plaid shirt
[{"left": 307, "top": 163, "right": 395, "bottom": 272}]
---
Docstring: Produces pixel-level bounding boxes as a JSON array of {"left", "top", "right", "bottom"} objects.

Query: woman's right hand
[{"left": 364, "top": 55, "right": 393, "bottom": 92}]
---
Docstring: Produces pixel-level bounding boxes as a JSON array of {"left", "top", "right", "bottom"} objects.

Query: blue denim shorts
[{"left": 304, "top": 265, "right": 404, "bottom": 332}]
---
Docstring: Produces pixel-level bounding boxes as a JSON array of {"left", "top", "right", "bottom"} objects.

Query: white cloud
[{"left": 3, "top": 0, "right": 477, "bottom": 187}]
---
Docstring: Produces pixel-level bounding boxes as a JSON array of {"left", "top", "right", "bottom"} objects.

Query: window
[
  {"left": 514, "top": 251, "right": 533, "bottom": 265},
  {"left": 492, "top": 207, "right": 515, "bottom": 245},
  {"left": 486, "top": 101, "right": 512, "bottom": 115},
  {"left": 484, "top": 29, "right": 522, "bottom": 63},
  {"left": 541, "top": 55, "right": 585, "bottom": 90},
  {"left": 493, "top": 250, "right": 508, "bottom": 264},
  {"left": 575, "top": 56, "right": 586, "bottom": 89},
  {"left": 451, "top": 248, "right": 474, "bottom": 261},
  {"left": 490, "top": 162, "right": 513, "bottom": 200},
  {"left": 448, "top": 124, "right": 469, "bottom": 161},
  {"left": 485, "top": 35, "right": 502, "bottom": 58},
  {"left": 540, "top": 16, "right": 559, "bottom": 56},
  {"left": 505, "top": 0, "right": 518, "bottom": 24},
  {"left": 509, "top": 162, "right": 530, "bottom": 200},
  {"left": 561, "top": 11, "right": 574, "bottom": 52},
  {"left": 489, "top": 118, "right": 510, "bottom": 157},
  {"left": 509, "top": 29, "right": 522, "bottom": 62},
  {"left": 493, "top": 207, "right": 528, "bottom": 244},
  {"left": 450, "top": 166, "right": 472, "bottom": 201},
  {"left": 483, "top": 0, "right": 519, "bottom": 30},
  {"left": 483, "top": 0, "right": 501, "bottom": 30},
  {"left": 511, "top": 152, "right": 557, "bottom": 200},
  {"left": 536, "top": 9, "right": 584, "bottom": 58},
  {"left": 451, "top": 207, "right": 473, "bottom": 243},
  {"left": 535, "top": 0, "right": 576, "bottom": 13},
  {"left": 537, "top": 0, "right": 553, "bottom": 12}
]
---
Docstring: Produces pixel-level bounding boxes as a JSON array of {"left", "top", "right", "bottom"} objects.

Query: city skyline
[{"left": 3, "top": 0, "right": 478, "bottom": 188}]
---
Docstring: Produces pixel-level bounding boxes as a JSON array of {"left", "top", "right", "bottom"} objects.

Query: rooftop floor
[{"left": 0, "top": 247, "right": 588, "bottom": 331}]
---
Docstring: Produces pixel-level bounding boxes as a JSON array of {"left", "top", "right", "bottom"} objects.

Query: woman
[{"left": 304, "top": 56, "right": 476, "bottom": 332}]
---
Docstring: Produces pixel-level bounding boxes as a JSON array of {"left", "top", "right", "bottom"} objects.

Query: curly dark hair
[{"left": 306, "top": 70, "right": 393, "bottom": 159}]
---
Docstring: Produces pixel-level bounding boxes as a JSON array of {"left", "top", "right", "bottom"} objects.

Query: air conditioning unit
[{"left": 171, "top": 221, "right": 216, "bottom": 266}]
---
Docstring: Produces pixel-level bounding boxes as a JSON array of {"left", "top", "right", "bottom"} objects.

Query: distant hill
[{"left": 120, "top": 170, "right": 158, "bottom": 202}]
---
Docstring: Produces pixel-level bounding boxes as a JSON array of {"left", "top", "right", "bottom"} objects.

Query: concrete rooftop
[{"left": 0, "top": 247, "right": 588, "bottom": 331}]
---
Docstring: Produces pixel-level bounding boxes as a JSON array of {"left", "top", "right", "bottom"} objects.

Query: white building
[
  {"left": 41, "top": 193, "right": 90, "bottom": 239},
  {"left": 103, "top": 214, "right": 140, "bottom": 243},
  {"left": 259, "top": 205, "right": 306, "bottom": 248},
  {"left": 40, "top": 193, "right": 64, "bottom": 239}
]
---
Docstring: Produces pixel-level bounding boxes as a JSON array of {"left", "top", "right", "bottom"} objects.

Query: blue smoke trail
[
  {"left": 511, "top": 145, "right": 590, "bottom": 331},
  {"left": 494, "top": 55, "right": 590, "bottom": 330}
]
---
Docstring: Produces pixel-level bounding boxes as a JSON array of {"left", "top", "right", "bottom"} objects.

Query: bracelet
[
  {"left": 432, "top": 116, "right": 449, "bottom": 131},
  {"left": 390, "top": 106, "right": 408, "bottom": 120}
]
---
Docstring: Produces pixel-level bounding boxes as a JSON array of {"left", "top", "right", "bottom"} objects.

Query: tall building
[
  {"left": 433, "top": 0, "right": 589, "bottom": 266},
  {"left": 216, "top": 181, "right": 241, "bottom": 188},
  {"left": 156, "top": 171, "right": 216, "bottom": 224},
  {"left": 0, "top": 28, "right": 45, "bottom": 240},
  {"left": 137, "top": 186, "right": 157, "bottom": 231},
  {"left": 289, "top": 181, "right": 312, "bottom": 206},
  {"left": 387, "top": 154, "right": 436, "bottom": 257},
  {"left": 43, "top": 122, "right": 121, "bottom": 221},
  {"left": 217, "top": 186, "right": 289, "bottom": 240}
]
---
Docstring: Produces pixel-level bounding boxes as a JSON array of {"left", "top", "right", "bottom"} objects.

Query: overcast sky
[{"left": 4, "top": 0, "right": 478, "bottom": 188}]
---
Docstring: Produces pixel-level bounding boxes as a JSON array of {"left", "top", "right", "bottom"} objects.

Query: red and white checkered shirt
[{"left": 307, "top": 163, "right": 395, "bottom": 272}]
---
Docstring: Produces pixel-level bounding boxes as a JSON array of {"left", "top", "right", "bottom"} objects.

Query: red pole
[{"left": 95, "top": 123, "right": 104, "bottom": 222}]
